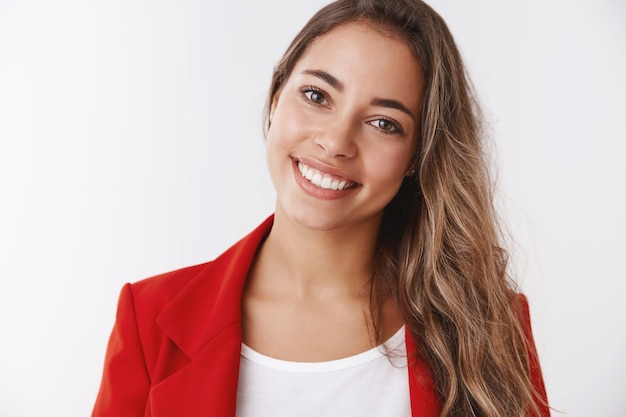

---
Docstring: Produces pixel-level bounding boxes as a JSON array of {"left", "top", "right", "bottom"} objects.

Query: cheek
[
  {"left": 267, "top": 105, "right": 310, "bottom": 150},
  {"left": 265, "top": 107, "right": 308, "bottom": 172},
  {"left": 365, "top": 146, "right": 413, "bottom": 186}
]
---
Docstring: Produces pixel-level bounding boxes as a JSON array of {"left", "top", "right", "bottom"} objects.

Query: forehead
[{"left": 292, "top": 22, "right": 424, "bottom": 110}]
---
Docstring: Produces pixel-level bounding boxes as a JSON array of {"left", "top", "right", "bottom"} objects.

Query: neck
[{"left": 254, "top": 206, "right": 382, "bottom": 298}]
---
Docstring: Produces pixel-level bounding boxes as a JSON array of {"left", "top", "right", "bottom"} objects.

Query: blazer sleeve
[
  {"left": 92, "top": 283, "right": 151, "bottom": 417},
  {"left": 518, "top": 294, "right": 550, "bottom": 417}
]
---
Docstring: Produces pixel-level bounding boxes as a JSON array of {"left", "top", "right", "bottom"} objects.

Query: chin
[
  {"left": 277, "top": 200, "right": 383, "bottom": 234},
  {"left": 282, "top": 205, "right": 344, "bottom": 232}
]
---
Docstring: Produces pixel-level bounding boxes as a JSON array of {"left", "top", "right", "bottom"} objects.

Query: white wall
[{"left": 0, "top": 0, "right": 624, "bottom": 415}]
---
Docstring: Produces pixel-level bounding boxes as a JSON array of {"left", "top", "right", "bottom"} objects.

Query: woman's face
[{"left": 266, "top": 22, "right": 425, "bottom": 233}]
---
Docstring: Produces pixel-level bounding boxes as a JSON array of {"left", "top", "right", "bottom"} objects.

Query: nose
[{"left": 314, "top": 117, "right": 358, "bottom": 158}]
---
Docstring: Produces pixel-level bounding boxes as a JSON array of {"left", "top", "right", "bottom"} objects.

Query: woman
[{"left": 93, "top": 0, "right": 549, "bottom": 416}]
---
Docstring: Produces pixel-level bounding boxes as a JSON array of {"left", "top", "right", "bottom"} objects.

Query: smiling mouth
[{"left": 296, "top": 160, "right": 358, "bottom": 191}]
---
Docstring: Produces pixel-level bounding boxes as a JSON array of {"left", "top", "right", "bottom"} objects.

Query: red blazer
[{"left": 93, "top": 216, "right": 549, "bottom": 417}]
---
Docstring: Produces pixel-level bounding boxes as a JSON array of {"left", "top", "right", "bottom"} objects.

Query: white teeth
[
  {"left": 311, "top": 172, "right": 322, "bottom": 186},
  {"left": 296, "top": 161, "right": 354, "bottom": 191}
]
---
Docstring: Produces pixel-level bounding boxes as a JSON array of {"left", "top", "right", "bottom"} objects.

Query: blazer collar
[{"left": 156, "top": 215, "right": 274, "bottom": 358}]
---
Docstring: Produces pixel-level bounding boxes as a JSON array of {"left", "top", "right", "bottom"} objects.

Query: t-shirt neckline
[{"left": 240, "top": 325, "right": 406, "bottom": 373}]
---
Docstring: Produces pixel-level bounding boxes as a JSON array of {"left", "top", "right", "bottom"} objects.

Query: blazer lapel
[
  {"left": 405, "top": 328, "right": 442, "bottom": 416},
  {"left": 149, "top": 216, "right": 274, "bottom": 417}
]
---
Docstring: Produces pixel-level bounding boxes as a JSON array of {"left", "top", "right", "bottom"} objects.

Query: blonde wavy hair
[{"left": 264, "top": 1, "right": 545, "bottom": 415}]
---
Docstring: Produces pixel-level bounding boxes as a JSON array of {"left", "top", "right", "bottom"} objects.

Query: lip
[
  {"left": 291, "top": 157, "right": 360, "bottom": 200},
  {"left": 295, "top": 157, "right": 358, "bottom": 182}
]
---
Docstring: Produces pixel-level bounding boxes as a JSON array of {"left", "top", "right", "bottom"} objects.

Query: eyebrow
[
  {"left": 371, "top": 98, "right": 416, "bottom": 121},
  {"left": 301, "top": 69, "right": 344, "bottom": 91}
]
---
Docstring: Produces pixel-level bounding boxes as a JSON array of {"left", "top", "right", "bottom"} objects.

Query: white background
[{"left": 1, "top": 0, "right": 625, "bottom": 415}]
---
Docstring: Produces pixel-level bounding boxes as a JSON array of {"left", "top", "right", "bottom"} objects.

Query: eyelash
[
  {"left": 367, "top": 117, "right": 404, "bottom": 135},
  {"left": 300, "top": 86, "right": 329, "bottom": 106},
  {"left": 299, "top": 85, "right": 404, "bottom": 136}
]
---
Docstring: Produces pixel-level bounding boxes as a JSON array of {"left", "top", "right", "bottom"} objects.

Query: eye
[
  {"left": 301, "top": 87, "right": 329, "bottom": 106},
  {"left": 368, "top": 118, "right": 403, "bottom": 135}
]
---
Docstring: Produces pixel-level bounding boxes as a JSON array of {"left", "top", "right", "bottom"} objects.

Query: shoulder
[
  {"left": 512, "top": 293, "right": 550, "bottom": 414},
  {"left": 127, "top": 261, "right": 214, "bottom": 313},
  {"left": 513, "top": 292, "right": 533, "bottom": 330},
  {"left": 118, "top": 215, "right": 275, "bottom": 328}
]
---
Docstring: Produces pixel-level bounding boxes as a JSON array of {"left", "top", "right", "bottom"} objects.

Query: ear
[
  {"left": 405, "top": 160, "right": 417, "bottom": 178},
  {"left": 269, "top": 93, "right": 280, "bottom": 121}
]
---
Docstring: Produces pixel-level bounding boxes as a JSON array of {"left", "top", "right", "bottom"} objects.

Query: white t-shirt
[{"left": 235, "top": 326, "right": 410, "bottom": 417}]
